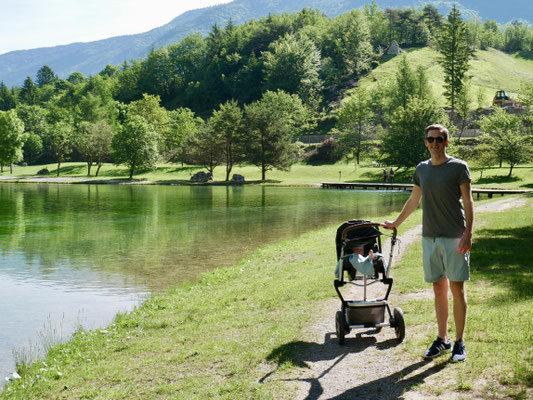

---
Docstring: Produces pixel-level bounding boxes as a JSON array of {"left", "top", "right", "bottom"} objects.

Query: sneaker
[
  {"left": 450, "top": 340, "right": 466, "bottom": 362},
  {"left": 423, "top": 337, "right": 451, "bottom": 359}
]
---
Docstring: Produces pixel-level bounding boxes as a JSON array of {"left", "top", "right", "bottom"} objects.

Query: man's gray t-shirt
[{"left": 413, "top": 157, "right": 471, "bottom": 238}]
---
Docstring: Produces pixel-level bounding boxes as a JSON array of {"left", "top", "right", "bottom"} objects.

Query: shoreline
[{"left": 0, "top": 175, "right": 321, "bottom": 187}]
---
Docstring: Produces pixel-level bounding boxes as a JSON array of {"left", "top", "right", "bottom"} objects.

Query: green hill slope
[{"left": 359, "top": 47, "right": 533, "bottom": 107}]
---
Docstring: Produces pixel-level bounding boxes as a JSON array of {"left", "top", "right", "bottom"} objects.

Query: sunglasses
[{"left": 425, "top": 136, "right": 445, "bottom": 143}]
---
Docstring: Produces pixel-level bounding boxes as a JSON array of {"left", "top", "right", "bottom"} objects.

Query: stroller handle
[{"left": 341, "top": 222, "right": 397, "bottom": 240}]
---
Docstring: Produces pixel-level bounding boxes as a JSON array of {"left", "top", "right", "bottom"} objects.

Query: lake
[{"left": 0, "top": 183, "right": 409, "bottom": 382}]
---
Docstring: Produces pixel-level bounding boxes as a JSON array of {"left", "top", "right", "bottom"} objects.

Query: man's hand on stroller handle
[{"left": 382, "top": 220, "right": 398, "bottom": 230}]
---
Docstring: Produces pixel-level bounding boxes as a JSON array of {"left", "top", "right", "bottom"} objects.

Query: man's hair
[{"left": 425, "top": 124, "right": 449, "bottom": 141}]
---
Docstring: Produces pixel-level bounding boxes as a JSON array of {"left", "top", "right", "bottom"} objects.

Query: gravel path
[{"left": 271, "top": 196, "right": 530, "bottom": 400}]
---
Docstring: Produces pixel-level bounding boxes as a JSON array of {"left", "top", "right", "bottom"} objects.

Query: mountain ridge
[{"left": 1, "top": 0, "right": 531, "bottom": 87}]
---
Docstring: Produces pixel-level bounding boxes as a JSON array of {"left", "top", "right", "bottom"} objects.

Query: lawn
[{"left": 3, "top": 161, "right": 533, "bottom": 190}]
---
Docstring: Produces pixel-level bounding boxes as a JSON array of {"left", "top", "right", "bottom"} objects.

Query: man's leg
[
  {"left": 433, "top": 277, "right": 449, "bottom": 340},
  {"left": 449, "top": 281, "right": 467, "bottom": 341}
]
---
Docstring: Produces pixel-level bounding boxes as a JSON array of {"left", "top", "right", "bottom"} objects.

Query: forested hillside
[
  {"left": 1, "top": 0, "right": 533, "bottom": 86},
  {"left": 1, "top": 5, "right": 532, "bottom": 181}
]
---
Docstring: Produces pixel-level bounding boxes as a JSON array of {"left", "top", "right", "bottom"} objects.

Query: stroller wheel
[
  {"left": 393, "top": 307, "right": 405, "bottom": 343},
  {"left": 335, "top": 311, "right": 346, "bottom": 345}
]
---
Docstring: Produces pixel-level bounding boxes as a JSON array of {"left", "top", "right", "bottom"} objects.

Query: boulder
[
  {"left": 37, "top": 168, "right": 50, "bottom": 175},
  {"left": 231, "top": 174, "right": 245, "bottom": 183},
  {"left": 190, "top": 171, "right": 213, "bottom": 182}
]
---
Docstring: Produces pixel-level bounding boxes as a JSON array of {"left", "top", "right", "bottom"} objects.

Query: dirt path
[{"left": 271, "top": 196, "right": 529, "bottom": 400}]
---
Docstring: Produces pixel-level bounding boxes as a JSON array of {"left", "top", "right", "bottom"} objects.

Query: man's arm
[
  {"left": 458, "top": 180, "right": 474, "bottom": 253},
  {"left": 383, "top": 185, "right": 422, "bottom": 229}
]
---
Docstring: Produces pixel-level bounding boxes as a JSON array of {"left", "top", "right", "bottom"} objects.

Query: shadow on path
[{"left": 262, "top": 329, "right": 442, "bottom": 399}]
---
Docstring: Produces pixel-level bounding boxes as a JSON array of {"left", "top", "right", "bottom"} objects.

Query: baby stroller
[{"left": 333, "top": 220, "right": 405, "bottom": 345}]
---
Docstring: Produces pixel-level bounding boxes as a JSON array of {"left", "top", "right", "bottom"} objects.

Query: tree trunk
[
  {"left": 87, "top": 162, "right": 92, "bottom": 176},
  {"left": 508, "top": 164, "right": 514, "bottom": 177},
  {"left": 10, "top": 164, "right": 13, "bottom": 174},
  {"left": 261, "top": 162, "right": 266, "bottom": 181},
  {"left": 129, "top": 167, "right": 134, "bottom": 179},
  {"left": 57, "top": 162, "right": 61, "bottom": 176},
  {"left": 96, "top": 163, "right": 102, "bottom": 177},
  {"left": 225, "top": 164, "right": 232, "bottom": 182}
]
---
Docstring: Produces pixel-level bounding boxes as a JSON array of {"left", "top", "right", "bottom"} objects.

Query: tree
[
  {"left": 138, "top": 47, "right": 174, "bottom": 101},
  {"left": 391, "top": 56, "right": 416, "bottom": 109},
  {"left": 127, "top": 94, "right": 170, "bottom": 150},
  {"left": 165, "top": 108, "right": 199, "bottom": 163},
  {"left": 208, "top": 100, "right": 245, "bottom": 181},
  {"left": 244, "top": 90, "right": 311, "bottom": 180},
  {"left": 438, "top": 5, "right": 473, "bottom": 110},
  {"left": 36, "top": 65, "right": 58, "bottom": 88},
  {"left": 186, "top": 122, "right": 223, "bottom": 176},
  {"left": 469, "top": 140, "right": 498, "bottom": 180},
  {"left": 322, "top": 10, "right": 374, "bottom": 84},
  {"left": 47, "top": 121, "right": 73, "bottom": 176},
  {"left": 422, "top": 4, "right": 443, "bottom": 38},
  {"left": 380, "top": 98, "right": 449, "bottom": 168},
  {"left": 112, "top": 114, "right": 159, "bottom": 179},
  {"left": 19, "top": 76, "right": 39, "bottom": 105},
  {"left": 22, "top": 132, "right": 43, "bottom": 164},
  {"left": 263, "top": 33, "right": 322, "bottom": 107},
  {"left": 0, "top": 110, "right": 25, "bottom": 173},
  {"left": 335, "top": 87, "right": 373, "bottom": 165},
  {"left": 0, "top": 82, "right": 16, "bottom": 111},
  {"left": 455, "top": 78, "right": 474, "bottom": 141},
  {"left": 67, "top": 72, "right": 87, "bottom": 85},
  {"left": 76, "top": 120, "right": 114, "bottom": 176},
  {"left": 480, "top": 108, "right": 531, "bottom": 176}
]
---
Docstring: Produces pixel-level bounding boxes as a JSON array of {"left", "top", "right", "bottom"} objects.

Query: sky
[{"left": 0, "top": 0, "right": 233, "bottom": 55}]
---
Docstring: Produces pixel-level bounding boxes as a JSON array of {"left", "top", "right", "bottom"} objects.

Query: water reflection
[{"left": 0, "top": 184, "right": 409, "bottom": 382}]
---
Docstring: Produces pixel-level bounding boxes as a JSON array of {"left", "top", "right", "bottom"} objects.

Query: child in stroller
[{"left": 334, "top": 242, "right": 387, "bottom": 281}]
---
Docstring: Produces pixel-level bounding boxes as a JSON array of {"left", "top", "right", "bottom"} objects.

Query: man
[{"left": 383, "top": 124, "right": 473, "bottom": 362}]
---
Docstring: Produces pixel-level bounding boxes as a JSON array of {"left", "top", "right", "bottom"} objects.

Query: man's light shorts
[{"left": 422, "top": 236, "right": 470, "bottom": 283}]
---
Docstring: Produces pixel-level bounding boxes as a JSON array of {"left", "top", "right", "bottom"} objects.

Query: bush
[{"left": 304, "top": 137, "right": 342, "bottom": 165}]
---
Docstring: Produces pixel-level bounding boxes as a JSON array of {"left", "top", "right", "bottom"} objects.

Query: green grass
[
  {"left": 359, "top": 47, "right": 533, "bottom": 108},
  {"left": 392, "top": 197, "right": 533, "bottom": 398},
  {"left": 4, "top": 161, "right": 533, "bottom": 189}
]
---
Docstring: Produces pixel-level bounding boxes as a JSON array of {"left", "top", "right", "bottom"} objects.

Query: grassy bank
[
  {"left": 2, "top": 162, "right": 533, "bottom": 189},
  {"left": 2, "top": 196, "right": 532, "bottom": 399},
  {"left": 359, "top": 47, "right": 533, "bottom": 107}
]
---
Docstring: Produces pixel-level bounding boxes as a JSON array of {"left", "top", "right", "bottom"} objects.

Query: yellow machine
[{"left": 493, "top": 90, "right": 520, "bottom": 107}]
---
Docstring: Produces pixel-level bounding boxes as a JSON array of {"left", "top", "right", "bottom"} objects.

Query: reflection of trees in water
[{"left": 0, "top": 185, "right": 409, "bottom": 292}]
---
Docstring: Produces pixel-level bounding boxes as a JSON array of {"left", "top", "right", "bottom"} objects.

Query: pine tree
[
  {"left": 36, "top": 65, "right": 58, "bottom": 87},
  {"left": 0, "top": 82, "right": 16, "bottom": 111},
  {"left": 19, "top": 76, "right": 39, "bottom": 105},
  {"left": 438, "top": 5, "right": 472, "bottom": 110}
]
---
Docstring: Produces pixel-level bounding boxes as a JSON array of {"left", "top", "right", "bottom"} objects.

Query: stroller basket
[{"left": 346, "top": 300, "right": 387, "bottom": 325}]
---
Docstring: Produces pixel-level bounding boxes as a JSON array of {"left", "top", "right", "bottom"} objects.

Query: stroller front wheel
[
  {"left": 393, "top": 307, "right": 405, "bottom": 342},
  {"left": 335, "top": 311, "right": 346, "bottom": 345}
]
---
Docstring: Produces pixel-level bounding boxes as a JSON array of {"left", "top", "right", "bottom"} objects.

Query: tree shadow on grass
[
  {"left": 475, "top": 175, "right": 522, "bottom": 186},
  {"left": 472, "top": 225, "right": 533, "bottom": 300},
  {"left": 514, "top": 50, "right": 533, "bottom": 61},
  {"left": 161, "top": 166, "right": 200, "bottom": 174},
  {"left": 53, "top": 165, "right": 87, "bottom": 176},
  {"left": 261, "top": 331, "right": 445, "bottom": 400}
]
